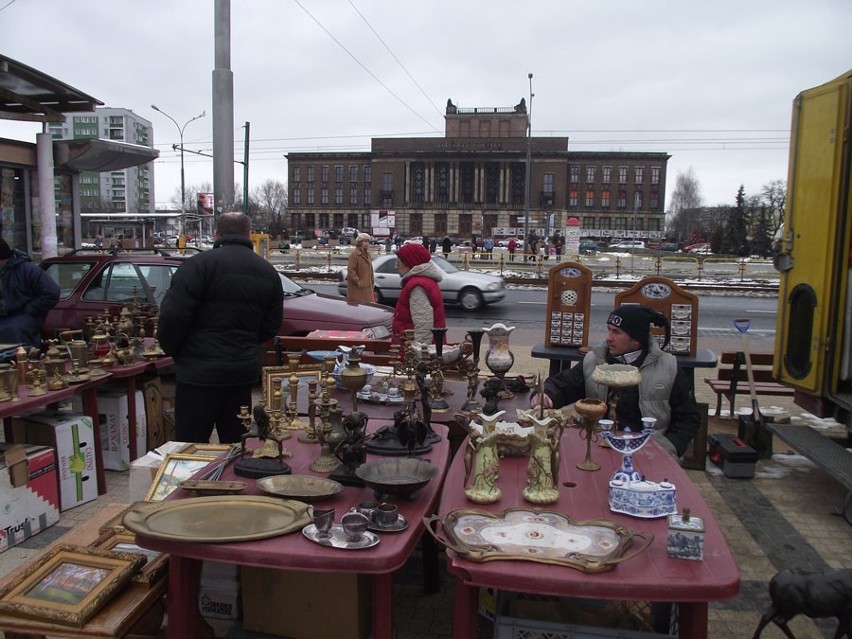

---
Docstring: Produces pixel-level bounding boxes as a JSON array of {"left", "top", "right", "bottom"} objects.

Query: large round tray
[
  {"left": 354, "top": 458, "right": 439, "bottom": 498},
  {"left": 256, "top": 475, "right": 343, "bottom": 503},
  {"left": 123, "top": 495, "right": 313, "bottom": 543},
  {"left": 424, "top": 507, "right": 653, "bottom": 573}
]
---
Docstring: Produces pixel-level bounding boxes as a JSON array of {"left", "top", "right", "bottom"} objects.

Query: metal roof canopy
[
  {"left": 55, "top": 139, "right": 159, "bottom": 172},
  {"left": 0, "top": 54, "right": 102, "bottom": 122}
]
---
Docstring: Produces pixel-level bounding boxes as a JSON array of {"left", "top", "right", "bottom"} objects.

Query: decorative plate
[
  {"left": 123, "top": 495, "right": 313, "bottom": 543},
  {"left": 424, "top": 507, "right": 653, "bottom": 573},
  {"left": 256, "top": 475, "right": 343, "bottom": 503}
]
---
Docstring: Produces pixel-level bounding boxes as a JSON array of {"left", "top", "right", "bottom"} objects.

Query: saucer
[
  {"left": 387, "top": 396, "right": 404, "bottom": 404},
  {"left": 368, "top": 514, "right": 408, "bottom": 533},
  {"left": 302, "top": 524, "right": 380, "bottom": 549}
]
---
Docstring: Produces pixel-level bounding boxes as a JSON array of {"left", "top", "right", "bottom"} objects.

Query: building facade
[
  {"left": 49, "top": 107, "right": 155, "bottom": 214},
  {"left": 286, "top": 99, "right": 669, "bottom": 243}
]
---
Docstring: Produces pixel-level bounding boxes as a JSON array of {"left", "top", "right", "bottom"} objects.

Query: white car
[
  {"left": 337, "top": 254, "right": 505, "bottom": 311},
  {"left": 607, "top": 240, "right": 646, "bottom": 250},
  {"left": 496, "top": 239, "right": 524, "bottom": 248}
]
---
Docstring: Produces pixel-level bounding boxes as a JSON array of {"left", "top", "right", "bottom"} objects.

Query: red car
[{"left": 40, "top": 248, "right": 393, "bottom": 360}]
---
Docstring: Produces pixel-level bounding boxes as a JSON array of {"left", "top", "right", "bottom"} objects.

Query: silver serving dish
[{"left": 354, "top": 458, "right": 439, "bottom": 499}]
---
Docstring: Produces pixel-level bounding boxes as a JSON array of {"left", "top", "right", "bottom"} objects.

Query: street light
[
  {"left": 151, "top": 105, "right": 206, "bottom": 226},
  {"left": 523, "top": 73, "right": 534, "bottom": 260}
]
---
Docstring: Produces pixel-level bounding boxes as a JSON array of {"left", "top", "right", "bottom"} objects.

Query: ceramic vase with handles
[{"left": 484, "top": 323, "right": 516, "bottom": 378}]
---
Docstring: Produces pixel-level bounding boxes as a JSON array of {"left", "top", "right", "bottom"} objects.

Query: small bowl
[
  {"left": 332, "top": 363, "right": 376, "bottom": 389},
  {"left": 355, "top": 458, "right": 439, "bottom": 499}
]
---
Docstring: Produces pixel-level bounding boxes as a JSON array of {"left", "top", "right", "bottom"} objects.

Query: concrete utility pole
[
  {"left": 213, "top": 0, "right": 235, "bottom": 216},
  {"left": 523, "top": 73, "right": 533, "bottom": 259}
]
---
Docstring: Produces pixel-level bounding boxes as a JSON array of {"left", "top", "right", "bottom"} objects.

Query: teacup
[
  {"left": 375, "top": 503, "right": 399, "bottom": 527},
  {"left": 387, "top": 387, "right": 400, "bottom": 398},
  {"left": 341, "top": 512, "right": 369, "bottom": 542},
  {"left": 360, "top": 384, "right": 373, "bottom": 395},
  {"left": 355, "top": 500, "right": 380, "bottom": 521}
]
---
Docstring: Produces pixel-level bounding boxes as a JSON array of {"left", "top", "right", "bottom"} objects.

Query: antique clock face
[
  {"left": 560, "top": 290, "right": 578, "bottom": 306},
  {"left": 641, "top": 282, "right": 673, "bottom": 300}
]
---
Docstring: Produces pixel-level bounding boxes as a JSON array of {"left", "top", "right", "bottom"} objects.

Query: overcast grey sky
[{"left": 1, "top": 0, "right": 850, "bottom": 210}]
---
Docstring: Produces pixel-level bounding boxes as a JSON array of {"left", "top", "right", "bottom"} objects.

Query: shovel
[{"left": 733, "top": 318, "right": 772, "bottom": 458}]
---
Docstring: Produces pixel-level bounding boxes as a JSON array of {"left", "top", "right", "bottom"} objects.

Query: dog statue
[{"left": 752, "top": 568, "right": 852, "bottom": 638}]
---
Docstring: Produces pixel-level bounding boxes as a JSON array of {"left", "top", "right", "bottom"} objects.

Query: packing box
[
  {"left": 241, "top": 567, "right": 371, "bottom": 639},
  {"left": 95, "top": 390, "right": 147, "bottom": 471},
  {"left": 0, "top": 443, "right": 60, "bottom": 553},
  {"left": 708, "top": 434, "right": 758, "bottom": 479},
  {"left": 199, "top": 562, "right": 240, "bottom": 620},
  {"left": 13, "top": 412, "right": 99, "bottom": 510}
]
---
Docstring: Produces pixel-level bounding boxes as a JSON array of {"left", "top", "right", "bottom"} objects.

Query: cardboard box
[
  {"left": 242, "top": 567, "right": 371, "bottom": 639},
  {"left": 0, "top": 443, "right": 60, "bottom": 553},
  {"left": 13, "top": 413, "right": 99, "bottom": 510},
  {"left": 709, "top": 434, "right": 758, "bottom": 479},
  {"left": 96, "top": 390, "right": 147, "bottom": 471},
  {"left": 199, "top": 583, "right": 240, "bottom": 620}
]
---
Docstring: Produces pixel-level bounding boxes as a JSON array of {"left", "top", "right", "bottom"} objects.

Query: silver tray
[
  {"left": 256, "top": 475, "right": 343, "bottom": 503},
  {"left": 425, "top": 507, "right": 653, "bottom": 573},
  {"left": 123, "top": 495, "right": 313, "bottom": 543},
  {"left": 302, "top": 524, "right": 380, "bottom": 549}
]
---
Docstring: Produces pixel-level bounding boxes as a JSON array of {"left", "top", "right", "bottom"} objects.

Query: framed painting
[
  {"left": 0, "top": 544, "right": 146, "bottom": 627},
  {"left": 261, "top": 365, "right": 322, "bottom": 408},
  {"left": 91, "top": 530, "right": 168, "bottom": 584},
  {"left": 179, "top": 442, "right": 233, "bottom": 456},
  {"left": 145, "top": 453, "right": 217, "bottom": 502}
]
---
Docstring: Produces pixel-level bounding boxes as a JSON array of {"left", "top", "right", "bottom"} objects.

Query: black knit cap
[
  {"left": 0, "top": 238, "right": 11, "bottom": 260},
  {"left": 607, "top": 305, "right": 670, "bottom": 347}
]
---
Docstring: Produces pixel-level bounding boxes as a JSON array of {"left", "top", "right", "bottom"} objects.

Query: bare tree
[
  {"left": 666, "top": 168, "right": 703, "bottom": 241},
  {"left": 250, "top": 179, "right": 288, "bottom": 231},
  {"left": 760, "top": 179, "right": 786, "bottom": 239}
]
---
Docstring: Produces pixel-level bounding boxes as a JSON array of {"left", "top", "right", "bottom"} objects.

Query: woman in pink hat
[{"left": 392, "top": 243, "right": 446, "bottom": 343}]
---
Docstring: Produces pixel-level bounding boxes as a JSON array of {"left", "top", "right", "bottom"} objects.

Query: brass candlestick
[
  {"left": 310, "top": 378, "right": 341, "bottom": 473},
  {"left": 460, "top": 328, "right": 485, "bottom": 413},
  {"left": 285, "top": 355, "right": 308, "bottom": 431},
  {"left": 299, "top": 380, "right": 320, "bottom": 444},
  {"left": 573, "top": 398, "right": 609, "bottom": 471}
]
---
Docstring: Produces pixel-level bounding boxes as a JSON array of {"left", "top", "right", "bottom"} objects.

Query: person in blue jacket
[{"left": 0, "top": 238, "right": 60, "bottom": 347}]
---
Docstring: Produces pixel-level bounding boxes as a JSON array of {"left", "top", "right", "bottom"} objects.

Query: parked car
[
  {"left": 607, "top": 240, "right": 646, "bottom": 250},
  {"left": 684, "top": 242, "right": 712, "bottom": 254},
  {"left": 657, "top": 242, "right": 681, "bottom": 252},
  {"left": 579, "top": 240, "right": 600, "bottom": 253},
  {"left": 337, "top": 227, "right": 360, "bottom": 245},
  {"left": 337, "top": 254, "right": 505, "bottom": 311},
  {"left": 40, "top": 248, "right": 393, "bottom": 362},
  {"left": 403, "top": 236, "right": 424, "bottom": 245}
]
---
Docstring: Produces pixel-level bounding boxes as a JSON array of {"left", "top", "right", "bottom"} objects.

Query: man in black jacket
[
  {"left": 531, "top": 305, "right": 700, "bottom": 458},
  {"left": 0, "top": 238, "right": 60, "bottom": 347},
  {"left": 157, "top": 213, "right": 284, "bottom": 443}
]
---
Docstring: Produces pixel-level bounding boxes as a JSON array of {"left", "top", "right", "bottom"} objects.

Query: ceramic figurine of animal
[{"left": 752, "top": 568, "right": 852, "bottom": 639}]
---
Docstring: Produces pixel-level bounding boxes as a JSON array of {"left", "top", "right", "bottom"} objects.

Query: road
[{"left": 302, "top": 282, "right": 779, "bottom": 345}]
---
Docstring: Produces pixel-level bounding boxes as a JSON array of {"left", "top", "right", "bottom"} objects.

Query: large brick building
[{"left": 286, "top": 99, "right": 669, "bottom": 243}]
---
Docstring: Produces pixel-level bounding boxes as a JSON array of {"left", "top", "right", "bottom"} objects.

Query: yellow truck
[{"left": 775, "top": 68, "right": 852, "bottom": 432}]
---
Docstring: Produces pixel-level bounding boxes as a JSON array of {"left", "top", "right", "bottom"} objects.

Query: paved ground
[{"left": 1, "top": 328, "right": 850, "bottom": 638}]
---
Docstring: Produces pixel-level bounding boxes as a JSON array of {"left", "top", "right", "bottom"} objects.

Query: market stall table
[
  {"left": 436, "top": 427, "right": 740, "bottom": 639},
  {"left": 133, "top": 421, "right": 451, "bottom": 639}
]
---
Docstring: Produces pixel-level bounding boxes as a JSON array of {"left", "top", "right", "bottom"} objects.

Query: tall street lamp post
[
  {"left": 151, "top": 105, "right": 206, "bottom": 232},
  {"left": 523, "top": 73, "right": 534, "bottom": 260}
]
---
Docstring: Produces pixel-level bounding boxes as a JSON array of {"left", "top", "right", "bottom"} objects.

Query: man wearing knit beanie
[
  {"left": 0, "top": 237, "right": 60, "bottom": 347},
  {"left": 531, "top": 304, "right": 699, "bottom": 459},
  {"left": 392, "top": 243, "right": 445, "bottom": 343}
]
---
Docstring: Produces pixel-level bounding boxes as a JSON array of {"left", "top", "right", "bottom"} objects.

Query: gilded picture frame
[
  {"left": 91, "top": 530, "right": 168, "bottom": 584},
  {"left": 261, "top": 365, "right": 323, "bottom": 408},
  {"left": 179, "top": 442, "right": 233, "bottom": 456},
  {"left": 144, "top": 453, "right": 217, "bottom": 502},
  {"left": 0, "top": 544, "right": 146, "bottom": 627}
]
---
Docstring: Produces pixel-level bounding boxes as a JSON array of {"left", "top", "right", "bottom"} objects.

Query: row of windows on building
[
  {"left": 290, "top": 183, "right": 660, "bottom": 211},
  {"left": 293, "top": 164, "right": 660, "bottom": 186}
]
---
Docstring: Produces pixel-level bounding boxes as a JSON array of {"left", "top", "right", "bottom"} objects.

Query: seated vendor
[{"left": 530, "top": 305, "right": 700, "bottom": 458}]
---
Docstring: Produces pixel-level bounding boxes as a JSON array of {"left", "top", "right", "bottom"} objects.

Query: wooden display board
[
  {"left": 544, "top": 261, "right": 593, "bottom": 348},
  {"left": 614, "top": 276, "right": 698, "bottom": 356}
]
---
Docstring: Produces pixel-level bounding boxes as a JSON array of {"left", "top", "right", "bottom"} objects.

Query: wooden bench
[
  {"left": 769, "top": 423, "right": 852, "bottom": 524},
  {"left": 704, "top": 351, "right": 794, "bottom": 417}
]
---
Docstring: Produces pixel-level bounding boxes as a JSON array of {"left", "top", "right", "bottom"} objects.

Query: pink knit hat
[{"left": 397, "top": 243, "right": 431, "bottom": 267}]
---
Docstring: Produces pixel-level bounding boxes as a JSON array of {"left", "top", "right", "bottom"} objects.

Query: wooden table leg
[
  {"left": 678, "top": 601, "right": 708, "bottom": 639},
  {"left": 452, "top": 579, "right": 479, "bottom": 639},
  {"left": 165, "top": 556, "right": 202, "bottom": 639},
  {"left": 372, "top": 572, "right": 394, "bottom": 639}
]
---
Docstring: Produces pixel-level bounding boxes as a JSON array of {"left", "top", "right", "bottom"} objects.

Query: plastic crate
[{"left": 493, "top": 615, "right": 676, "bottom": 639}]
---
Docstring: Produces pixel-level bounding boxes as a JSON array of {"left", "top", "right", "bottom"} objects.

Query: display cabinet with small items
[{"left": 544, "top": 261, "right": 593, "bottom": 348}]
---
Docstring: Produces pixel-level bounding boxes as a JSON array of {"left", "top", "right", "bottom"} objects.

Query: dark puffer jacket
[
  {"left": 157, "top": 235, "right": 284, "bottom": 386},
  {"left": 0, "top": 250, "right": 60, "bottom": 347}
]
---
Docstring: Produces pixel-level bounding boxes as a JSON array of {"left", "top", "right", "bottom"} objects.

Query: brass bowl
[
  {"left": 256, "top": 475, "right": 344, "bottom": 503},
  {"left": 354, "top": 458, "right": 439, "bottom": 499}
]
